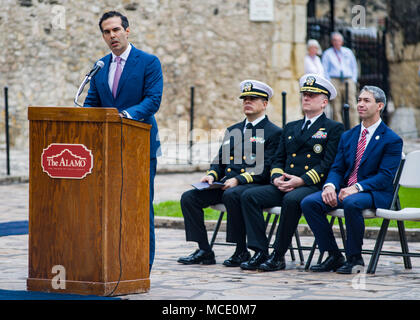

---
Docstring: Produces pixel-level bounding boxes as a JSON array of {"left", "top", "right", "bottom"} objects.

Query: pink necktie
[
  {"left": 347, "top": 128, "right": 368, "bottom": 186},
  {"left": 112, "top": 56, "right": 122, "bottom": 98}
]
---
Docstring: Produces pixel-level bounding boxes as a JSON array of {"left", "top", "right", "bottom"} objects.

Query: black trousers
[
  {"left": 241, "top": 184, "right": 319, "bottom": 255},
  {"left": 180, "top": 184, "right": 257, "bottom": 248}
]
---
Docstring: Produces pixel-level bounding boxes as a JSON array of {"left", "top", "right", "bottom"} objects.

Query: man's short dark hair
[{"left": 99, "top": 11, "right": 129, "bottom": 33}]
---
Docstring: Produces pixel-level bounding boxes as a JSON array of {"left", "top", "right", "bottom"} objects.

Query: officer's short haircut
[{"left": 360, "top": 85, "right": 387, "bottom": 108}]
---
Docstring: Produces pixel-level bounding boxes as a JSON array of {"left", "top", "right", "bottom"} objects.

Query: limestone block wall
[
  {"left": 313, "top": 0, "right": 420, "bottom": 138},
  {"left": 0, "top": 0, "right": 308, "bottom": 148},
  {"left": 315, "top": 0, "right": 387, "bottom": 28},
  {"left": 386, "top": 0, "right": 420, "bottom": 138}
]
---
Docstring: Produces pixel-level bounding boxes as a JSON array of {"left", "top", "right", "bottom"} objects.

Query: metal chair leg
[
  {"left": 264, "top": 213, "right": 272, "bottom": 228},
  {"left": 367, "top": 219, "right": 389, "bottom": 274},
  {"left": 288, "top": 244, "right": 296, "bottom": 261},
  {"left": 338, "top": 217, "right": 346, "bottom": 251},
  {"left": 210, "top": 211, "right": 225, "bottom": 248},
  {"left": 267, "top": 215, "right": 279, "bottom": 246},
  {"left": 397, "top": 220, "right": 412, "bottom": 269},
  {"left": 305, "top": 240, "right": 317, "bottom": 270},
  {"left": 294, "top": 229, "right": 305, "bottom": 265}
]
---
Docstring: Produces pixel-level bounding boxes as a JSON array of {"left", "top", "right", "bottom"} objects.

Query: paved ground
[
  {"left": 1, "top": 147, "right": 420, "bottom": 302},
  {"left": 2, "top": 178, "right": 420, "bottom": 301}
]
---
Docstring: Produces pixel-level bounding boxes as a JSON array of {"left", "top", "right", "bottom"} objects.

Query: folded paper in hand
[{"left": 191, "top": 182, "right": 225, "bottom": 190}]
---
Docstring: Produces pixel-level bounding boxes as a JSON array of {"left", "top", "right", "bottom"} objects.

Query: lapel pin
[{"left": 375, "top": 135, "right": 380, "bottom": 140}]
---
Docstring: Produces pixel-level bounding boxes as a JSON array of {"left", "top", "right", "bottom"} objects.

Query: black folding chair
[
  {"left": 367, "top": 151, "right": 420, "bottom": 274},
  {"left": 209, "top": 204, "right": 305, "bottom": 265},
  {"left": 304, "top": 155, "right": 406, "bottom": 271}
]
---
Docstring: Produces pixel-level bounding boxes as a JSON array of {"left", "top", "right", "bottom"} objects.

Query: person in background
[
  {"left": 322, "top": 32, "right": 358, "bottom": 127},
  {"left": 304, "top": 39, "right": 325, "bottom": 77}
]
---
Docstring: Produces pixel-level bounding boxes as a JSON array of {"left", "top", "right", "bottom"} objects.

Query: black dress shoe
[
  {"left": 240, "top": 251, "right": 268, "bottom": 270},
  {"left": 223, "top": 250, "right": 251, "bottom": 267},
  {"left": 310, "top": 255, "right": 345, "bottom": 272},
  {"left": 177, "top": 249, "right": 216, "bottom": 265},
  {"left": 336, "top": 256, "right": 365, "bottom": 274},
  {"left": 258, "top": 251, "right": 286, "bottom": 272}
]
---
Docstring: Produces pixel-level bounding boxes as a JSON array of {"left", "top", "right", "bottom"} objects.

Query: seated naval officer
[
  {"left": 240, "top": 74, "right": 344, "bottom": 271},
  {"left": 177, "top": 80, "right": 282, "bottom": 266}
]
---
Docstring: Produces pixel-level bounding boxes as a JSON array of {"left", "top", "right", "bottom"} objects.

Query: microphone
[
  {"left": 86, "top": 60, "right": 104, "bottom": 80},
  {"left": 74, "top": 60, "right": 104, "bottom": 107}
]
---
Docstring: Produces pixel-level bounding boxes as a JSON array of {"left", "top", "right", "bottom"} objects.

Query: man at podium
[{"left": 83, "top": 11, "right": 163, "bottom": 271}]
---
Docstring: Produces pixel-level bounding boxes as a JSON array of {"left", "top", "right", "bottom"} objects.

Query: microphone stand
[
  {"left": 74, "top": 61, "right": 104, "bottom": 107},
  {"left": 74, "top": 75, "right": 89, "bottom": 107}
]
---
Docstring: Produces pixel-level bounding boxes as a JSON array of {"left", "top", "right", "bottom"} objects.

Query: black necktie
[
  {"left": 301, "top": 120, "right": 311, "bottom": 133},
  {"left": 245, "top": 123, "right": 255, "bottom": 154}
]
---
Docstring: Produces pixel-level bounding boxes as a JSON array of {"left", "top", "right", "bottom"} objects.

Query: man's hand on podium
[{"left": 119, "top": 110, "right": 133, "bottom": 119}]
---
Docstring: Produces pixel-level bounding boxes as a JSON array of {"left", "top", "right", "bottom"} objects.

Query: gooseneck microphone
[{"left": 74, "top": 60, "right": 104, "bottom": 107}]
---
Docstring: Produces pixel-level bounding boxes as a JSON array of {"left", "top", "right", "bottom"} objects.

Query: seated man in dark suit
[
  {"left": 239, "top": 74, "right": 344, "bottom": 271},
  {"left": 177, "top": 80, "right": 282, "bottom": 266},
  {"left": 301, "top": 85, "right": 403, "bottom": 274}
]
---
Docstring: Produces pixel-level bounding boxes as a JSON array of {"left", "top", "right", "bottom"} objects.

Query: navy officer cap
[
  {"left": 239, "top": 80, "right": 273, "bottom": 100},
  {"left": 299, "top": 73, "right": 337, "bottom": 100}
]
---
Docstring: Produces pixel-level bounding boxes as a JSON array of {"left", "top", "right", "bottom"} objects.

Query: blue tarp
[
  {"left": 0, "top": 220, "right": 28, "bottom": 237},
  {"left": 0, "top": 289, "right": 120, "bottom": 300}
]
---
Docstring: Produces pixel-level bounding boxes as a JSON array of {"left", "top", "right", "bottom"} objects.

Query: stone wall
[
  {"left": 0, "top": 0, "right": 308, "bottom": 148},
  {"left": 386, "top": 0, "right": 420, "bottom": 138},
  {"left": 315, "top": 0, "right": 387, "bottom": 27},
  {"left": 314, "top": 0, "right": 420, "bottom": 138}
]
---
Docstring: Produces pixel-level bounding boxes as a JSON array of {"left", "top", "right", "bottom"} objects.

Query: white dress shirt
[
  {"left": 302, "top": 112, "right": 323, "bottom": 130},
  {"left": 108, "top": 44, "right": 132, "bottom": 118},
  {"left": 322, "top": 46, "right": 358, "bottom": 83},
  {"left": 108, "top": 44, "right": 132, "bottom": 92},
  {"left": 359, "top": 118, "right": 382, "bottom": 148},
  {"left": 244, "top": 115, "right": 266, "bottom": 133}
]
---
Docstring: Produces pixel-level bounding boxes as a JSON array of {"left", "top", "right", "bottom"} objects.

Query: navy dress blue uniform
[
  {"left": 181, "top": 116, "right": 282, "bottom": 254},
  {"left": 240, "top": 74, "right": 344, "bottom": 271},
  {"left": 178, "top": 79, "right": 282, "bottom": 265},
  {"left": 242, "top": 114, "right": 344, "bottom": 256}
]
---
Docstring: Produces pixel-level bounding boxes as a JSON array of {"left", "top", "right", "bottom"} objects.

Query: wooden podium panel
[{"left": 27, "top": 106, "right": 151, "bottom": 296}]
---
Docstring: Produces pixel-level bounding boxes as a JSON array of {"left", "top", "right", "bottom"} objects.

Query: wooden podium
[{"left": 27, "top": 106, "right": 151, "bottom": 296}]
